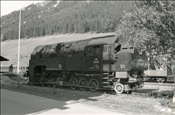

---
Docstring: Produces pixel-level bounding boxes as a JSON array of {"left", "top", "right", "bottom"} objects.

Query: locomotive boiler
[{"left": 29, "top": 35, "right": 148, "bottom": 93}]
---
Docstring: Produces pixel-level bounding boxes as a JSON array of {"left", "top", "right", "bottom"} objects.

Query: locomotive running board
[
  {"left": 46, "top": 68, "right": 62, "bottom": 70},
  {"left": 75, "top": 73, "right": 109, "bottom": 77}
]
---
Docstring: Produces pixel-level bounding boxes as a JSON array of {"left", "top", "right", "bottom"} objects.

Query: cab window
[
  {"left": 87, "top": 47, "right": 94, "bottom": 55},
  {"left": 94, "top": 46, "right": 100, "bottom": 55},
  {"left": 115, "top": 45, "right": 121, "bottom": 53}
]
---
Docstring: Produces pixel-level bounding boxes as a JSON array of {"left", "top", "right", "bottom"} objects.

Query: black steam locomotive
[{"left": 29, "top": 35, "right": 148, "bottom": 93}]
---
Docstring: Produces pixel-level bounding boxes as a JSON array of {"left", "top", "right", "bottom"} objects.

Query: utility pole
[
  {"left": 173, "top": 60, "right": 175, "bottom": 103},
  {"left": 17, "top": 10, "right": 21, "bottom": 73}
]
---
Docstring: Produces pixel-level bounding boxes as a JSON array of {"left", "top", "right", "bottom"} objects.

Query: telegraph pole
[
  {"left": 173, "top": 60, "right": 175, "bottom": 103},
  {"left": 17, "top": 10, "right": 21, "bottom": 73}
]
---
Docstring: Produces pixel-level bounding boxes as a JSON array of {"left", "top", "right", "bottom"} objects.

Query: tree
[
  {"left": 116, "top": 0, "right": 175, "bottom": 103},
  {"left": 116, "top": 0, "right": 175, "bottom": 66}
]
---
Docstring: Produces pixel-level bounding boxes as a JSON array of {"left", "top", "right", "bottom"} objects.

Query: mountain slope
[
  {"left": 1, "top": 33, "right": 114, "bottom": 66},
  {"left": 1, "top": 1, "right": 134, "bottom": 41}
]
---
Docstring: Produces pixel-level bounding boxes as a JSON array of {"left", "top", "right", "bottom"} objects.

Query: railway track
[
  {"left": 134, "top": 82, "right": 175, "bottom": 95},
  {"left": 1, "top": 73, "right": 174, "bottom": 96},
  {"left": 144, "top": 82, "right": 174, "bottom": 86}
]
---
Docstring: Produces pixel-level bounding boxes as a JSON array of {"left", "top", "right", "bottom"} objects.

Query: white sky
[{"left": 1, "top": 1, "right": 44, "bottom": 16}]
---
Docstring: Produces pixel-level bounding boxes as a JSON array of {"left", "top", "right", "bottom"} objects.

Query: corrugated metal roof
[{"left": 87, "top": 35, "right": 118, "bottom": 46}]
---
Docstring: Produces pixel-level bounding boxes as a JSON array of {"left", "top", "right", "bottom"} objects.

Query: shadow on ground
[{"left": 1, "top": 74, "right": 104, "bottom": 115}]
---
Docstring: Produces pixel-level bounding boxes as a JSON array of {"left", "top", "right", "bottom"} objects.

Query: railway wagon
[
  {"left": 144, "top": 63, "right": 173, "bottom": 83},
  {"left": 29, "top": 35, "right": 148, "bottom": 93},
  {"left": 0, "top": 65, "right": 28, "bottom": 73}
]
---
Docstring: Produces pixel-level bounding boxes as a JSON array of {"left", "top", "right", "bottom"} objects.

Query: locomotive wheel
[
  {"left": 69, "top": 78, "right": 78, "bottom": 90},
  {"left": 56, "top": 77, "right": 63, "bottom": 88},
  {"left": 39, "top": 77, "right": 45, "bottom": 86},
  {"left": 114, "top": 83, "right": 124, "bottom": 94},
  {"left": 156, "top": 78, "right": 166, "bottom": 83},
  {"left": 46, "top": 77, "right": 54, "bottom": 87},
  {"left": 89, "top": 78, "right": 99, "bottom": 91},
  {"left": 79, "top": 78, "right": 88, "bottom": 90}
]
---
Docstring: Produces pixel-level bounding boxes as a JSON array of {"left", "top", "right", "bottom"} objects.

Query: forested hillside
[{"left": 1, "top": 1, "right": 134, "bottom": 41}]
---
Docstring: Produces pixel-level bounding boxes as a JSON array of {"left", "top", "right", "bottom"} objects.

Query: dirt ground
[{"left": 1, "top": 75, "right": 174, "bottom": 115}]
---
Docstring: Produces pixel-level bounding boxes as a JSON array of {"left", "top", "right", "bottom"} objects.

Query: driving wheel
[
  {"left": 79, "top": 78, "right": 88, "bottom": 90},
  {"left": 56, "top": 77, "right": 63, "bottom": 88},
  {"left": 89, "top": 78, "right": 99, "bottom": 91},
  {"left": 69, "top": 78, "right": 78, "bottom": 89}
]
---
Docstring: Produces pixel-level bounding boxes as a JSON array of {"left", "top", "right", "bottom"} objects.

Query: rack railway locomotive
[{"left": 29, "top": 35, "right": 148, "bottom": 93}]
